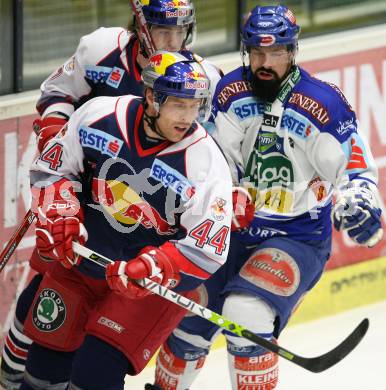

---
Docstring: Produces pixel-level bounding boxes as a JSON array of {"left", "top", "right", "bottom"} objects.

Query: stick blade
[{"left": 296, "top": 318, "right": 369, "bottom": 373}]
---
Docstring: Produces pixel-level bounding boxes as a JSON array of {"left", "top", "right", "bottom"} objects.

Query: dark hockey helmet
[
  {"left": 242, "top": 5, "right": 300, "bottom": 50},
  {"left": 142, "top": 50, "right": 211, "bottom": 121}
]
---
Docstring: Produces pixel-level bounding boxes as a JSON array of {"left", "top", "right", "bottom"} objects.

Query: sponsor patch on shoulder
[
  {"left": 78, "top": 126, "right": 123, "bottom": 158},
  {"left": 231, "top": 98, "right": 265, "bottom": 121},
  {"left": 217, "top": 80, "right": 251, "bottom": 106},
  {"left": 85, "top": 65, "right": 112, "bottom": 83},
  {"left": 150, "top": 159, "right": 195, "bottom": 201},
  {"left": 106, "top": 67, "right": 125, "bottom": 88},
  {"left": 288, "top": 93, "right": 330, "bottom": 125},
  {"left": 210, "top": 197, "right": 227, "bottom": 221},
  {"left": 64, "top": 56, "right": 75, "bottom": 75},
  {"left": 335, "top": 117, "right": 356, "bottom": 135}
]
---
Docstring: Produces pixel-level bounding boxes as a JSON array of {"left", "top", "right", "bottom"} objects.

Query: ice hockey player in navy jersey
[
  {"left": 34, "top": 0, "right": 220, "bottom": 153},
  {"left": 18, "top": 51, "right": 232, "bottom": 390},
  {"left": 146, "top": 5, "right": 383, "bottom": 390},
  {"left": 0, "top": 2, "right": 223, "bottom": 388}
]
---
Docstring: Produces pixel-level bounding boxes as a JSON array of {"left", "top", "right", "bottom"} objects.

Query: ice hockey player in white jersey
[
  {"left": 0, "top": 2, "right": 223, "bottom": 389},
  {"left": 146, "top": 5, "right": 383, "bottom": 390},
  {"left": 34, "top": 0, "right": 220, "bottom": 151},
  {"left": 18, "top": 51, "right": 232, "bottom": 390}
]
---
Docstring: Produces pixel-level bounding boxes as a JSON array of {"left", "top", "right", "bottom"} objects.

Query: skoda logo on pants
[{"left": 32, "top": 288, "right": 66, "bottom": 332}]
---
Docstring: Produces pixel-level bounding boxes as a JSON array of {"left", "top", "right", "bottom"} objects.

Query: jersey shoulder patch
[
  {"left": 287, "top": 68, "right": 354, "bottom": 128},
  {"left": 286, "top": 68, "right": 357, "bottom": 140},
  {"left": 215, "top": 67, "right": 252, "bottom": 110}
]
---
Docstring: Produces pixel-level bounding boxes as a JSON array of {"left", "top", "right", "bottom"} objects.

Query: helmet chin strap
[
  {"left": 143, "top": 101, "right": 165, "bottom": 139},
  {"left": 240, "top": 43, "right": 248, "bottom": 82}
]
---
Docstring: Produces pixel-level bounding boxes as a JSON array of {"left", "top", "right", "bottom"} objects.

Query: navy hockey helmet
[
  {"left": 142, "top": 0, "right": 195, "bottom": 27},
  {"left": 142, "top": 50, "right": 211, "bottom": 121},
  {"left": 139, "top": 0, "right": 196, "bottom": 45},
  {"left": 242, "top": 5, "right": 300, "bottom": 49}
]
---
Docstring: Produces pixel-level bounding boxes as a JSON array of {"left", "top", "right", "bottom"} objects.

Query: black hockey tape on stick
[
  {"left": 0, "top": 209, "right": 35, "bottom": 274},
  {"left": 72, "top": 241, "right": 369, "bottom": 373}
]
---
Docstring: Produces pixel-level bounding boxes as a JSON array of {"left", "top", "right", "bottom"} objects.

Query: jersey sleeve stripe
[{"left": 160, "top": 242, "right": 211, "bottom": 280}]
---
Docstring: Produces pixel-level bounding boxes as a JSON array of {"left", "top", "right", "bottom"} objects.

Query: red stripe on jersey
[
  {"left": 132, "top": 40, "right": 142, "bottom": 82},
  {"left": 116, "top": 96, "right": 131, "bottom": 149},
  {"left": 134, "top": 106, "right": 170, "bottom": 157},
  {"left": 5, "top": 335, "right": 28, "bottom": 359},
  {"left": 160, "top": 242, "right": 210, "bottom": 280}
]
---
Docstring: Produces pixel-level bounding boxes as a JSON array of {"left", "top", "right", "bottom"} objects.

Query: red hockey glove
[
  {"left": 106, "top": 247, "right": 181, "bottom": 299},
  {"left": 33, "top": 179, "right": 88, "bottom": 269},
  {"left": 33, "top": 116, "right": 68, "bottom": 153},
  {"left": 231, "top": 186, "right": 255, "bottom": 231}
]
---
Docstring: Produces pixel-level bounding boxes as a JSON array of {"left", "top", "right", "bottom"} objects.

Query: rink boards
[{"left": 1, "top": 24, "right": 386, "bottom": 342}]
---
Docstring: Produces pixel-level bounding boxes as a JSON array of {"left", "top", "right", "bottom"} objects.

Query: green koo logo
[{"left": 32, "top": 289, "right": 66, "bottom": 332}]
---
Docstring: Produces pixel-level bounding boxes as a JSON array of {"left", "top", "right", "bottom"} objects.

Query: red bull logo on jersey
[
  {"left": 91, "top": 178, "right": 177, "bottom": 235},
  {"left": 150, "top": 159, "right": 195, "bottom": 201},
  {"left": 79, "top": 126, "right": 123, "bottom": 158}
]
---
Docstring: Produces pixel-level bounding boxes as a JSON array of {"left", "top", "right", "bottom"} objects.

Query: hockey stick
[
  {"left": 72, "top": 241, "right": 369, "bottom": 373},
  {"left": 129, "top": 0, "right": 157, "bottom": 56},
  {"left": 0, "top": 209, "right": 35, "bottom": 273},
  {"left": 0, "top": 115, "right": 45, "bottom": 273}
]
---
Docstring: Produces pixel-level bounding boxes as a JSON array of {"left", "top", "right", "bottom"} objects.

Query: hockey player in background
[
  {"left": 146, "top": 5, "right": 384, "bottom": 390},
  {"left": 0, "top": 1, "right": 223, "bottom": 388},
  {"left": 17, "top": 51, "right": 232, "bottom": 390}
]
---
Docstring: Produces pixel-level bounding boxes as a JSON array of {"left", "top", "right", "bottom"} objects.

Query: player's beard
[{"left": 250, "top": 68, "right": 282, "bottom": 103}]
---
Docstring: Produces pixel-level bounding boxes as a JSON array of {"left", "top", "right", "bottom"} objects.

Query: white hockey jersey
[
  {"left": 211, "top": 65, "right": 379, "bottom": 242},
  {"left": 31, "top": 95, "right": 232, "bottom": 290},
  {"left": 37, "top": 27, "right": 222, "bottom": 120}
]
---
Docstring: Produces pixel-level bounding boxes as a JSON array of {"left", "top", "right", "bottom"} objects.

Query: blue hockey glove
[{"left": 332, "top": 183, "right": 383, "bottom": 248}]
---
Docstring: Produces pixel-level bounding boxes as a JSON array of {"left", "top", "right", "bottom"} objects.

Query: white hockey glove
[{"left": 332, "top": 182, "right": 383, "bottom": 248}]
